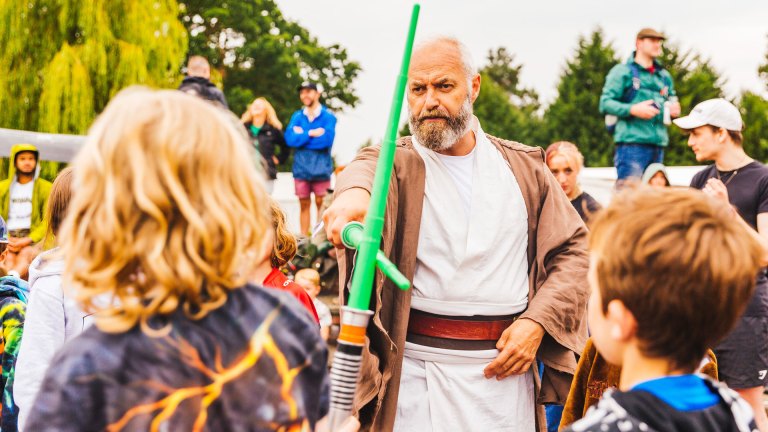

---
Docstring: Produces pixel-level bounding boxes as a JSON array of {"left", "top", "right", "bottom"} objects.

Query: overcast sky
[{"left": 274, "top": 0, "right": 768, "bottom": 164}]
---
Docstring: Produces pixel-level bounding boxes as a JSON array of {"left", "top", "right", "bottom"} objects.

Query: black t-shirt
[
  {"left": 690, "top": 161, "right": 768, "bottom": 230},
  {"left": 27, "top": 284, "right": 329, "bottom": 431},
  {"left": 570, "top": 192, "right": 602, "bottom": 223},
  {"left": 691, "top": 161, "right": 768, "bottom": 316}
]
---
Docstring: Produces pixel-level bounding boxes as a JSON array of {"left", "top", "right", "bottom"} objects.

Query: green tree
[
  {"left": 741, "top": 37, "right": 768, "bottom": 163},
  {"left": 0, "top": 0, "right": 187, "bottom": 179},
  {"left": 179, "top": 0, "right": 361, "bottom": 122},
  {"left": 474, "top": 72, "right": 536, "bottom": 143},
  {"left": 482, "top": 47, "right": 541, "bottom": 115},
  {"left": 759, "top": 36, "right": 768, "bottom": 85},
  {"left": 542, "top": 29, "right": 619, "bottom": 166},
  {"left": 740, "top": 92, "right": 768, "bottom": 162},
  {"left": 475, "top": 48, "right": 542, "bottom": 144},
  {"left": 660, "top": 42, "right": 725, "bottom": 165}
]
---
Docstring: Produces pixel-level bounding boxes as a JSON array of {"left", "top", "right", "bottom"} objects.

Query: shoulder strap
[{"left": 620, "top": 63, "right": 642, "bottom": 103}]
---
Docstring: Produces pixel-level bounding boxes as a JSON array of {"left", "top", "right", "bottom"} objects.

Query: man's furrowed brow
[{"left": 434, "top": 77, "right": 455, "bottom": 85}]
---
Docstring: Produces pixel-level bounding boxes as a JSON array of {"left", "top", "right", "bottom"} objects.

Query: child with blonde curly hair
[{"left": 26, "top": 88, "right": 328, "bottom": 431}]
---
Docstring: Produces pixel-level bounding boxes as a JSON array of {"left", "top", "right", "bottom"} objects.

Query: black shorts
[{"left": 715, "top": 314, "right": 768, "bottom": 389}]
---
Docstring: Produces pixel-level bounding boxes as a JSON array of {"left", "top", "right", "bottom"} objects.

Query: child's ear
[{"left": 606, "top": 299, "right": 638, "bottom": 342}]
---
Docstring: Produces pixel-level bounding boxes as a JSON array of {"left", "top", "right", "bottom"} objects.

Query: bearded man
[{"left": 323, "top": 37, "right": 589, "bottom": 432}]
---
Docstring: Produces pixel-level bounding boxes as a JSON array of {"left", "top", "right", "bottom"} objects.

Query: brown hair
[
  {"left": 589, "top": 187, "right": 763, "bottom": 371},
  {"left": 45, "top": 167, "right": 74, "bottom": 244},
  {"left": 270, "top": 199, "right": 297, "bottom": 268},
  {"left": 60, "top": 87, "right": 271, "bottom": 335},
  {"left": 707, "top": 125, "right": 744, "bottom": 146}
]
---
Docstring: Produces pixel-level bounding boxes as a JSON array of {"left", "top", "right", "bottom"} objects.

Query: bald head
[
  {"left": 187, "top": 56, "right": 211, "bottom": 79},
  {"left": 410, "top": 37, "right": 476, "bottom": 85}
]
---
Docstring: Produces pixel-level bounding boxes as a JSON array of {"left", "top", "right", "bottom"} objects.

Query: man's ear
[
  {"left": 470, "top": 73, "right": 481, "bottom": 103},
  {"left": 606, "top": 299, "right": 638, "bottom": 342}
]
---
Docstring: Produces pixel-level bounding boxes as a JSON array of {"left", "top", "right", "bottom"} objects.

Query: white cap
[{"left": 673, "top": 98, "right": 743, "bottom": 131}]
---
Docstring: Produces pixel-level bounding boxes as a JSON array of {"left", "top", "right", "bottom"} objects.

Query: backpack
[{"left": 605, "top": 63, "right": 672, "bottom": 134}]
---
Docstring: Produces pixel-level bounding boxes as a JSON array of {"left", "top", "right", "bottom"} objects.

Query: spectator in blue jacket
[{"left": 285, "top": 82, "right": 337, "bottom": 234}]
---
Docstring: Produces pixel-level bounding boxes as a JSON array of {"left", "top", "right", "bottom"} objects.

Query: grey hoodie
[{"left": 14, "top": 249, "right": 89, "bottom": 431}]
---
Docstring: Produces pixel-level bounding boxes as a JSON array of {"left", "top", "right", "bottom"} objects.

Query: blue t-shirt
[{"left": 631, "top": 374, "right": 719, "bottom": 411}]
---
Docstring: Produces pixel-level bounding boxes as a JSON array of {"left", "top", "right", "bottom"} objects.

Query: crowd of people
[{"left": 0, "top": 25, "right": 764, "bottom": 432}]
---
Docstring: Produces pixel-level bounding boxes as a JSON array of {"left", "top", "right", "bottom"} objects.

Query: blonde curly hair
[{"left": 60, "top": 87, "right": 271, "bottom": 335}]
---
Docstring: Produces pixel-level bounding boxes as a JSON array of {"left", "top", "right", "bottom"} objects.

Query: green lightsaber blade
[{"left": 346, "top": 4, "right": 419, "bottom": 310}]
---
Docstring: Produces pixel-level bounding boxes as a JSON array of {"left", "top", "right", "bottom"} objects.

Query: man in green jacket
[
  {"left": 599, "top": 28, "right": 681, "bottom": 185},
  {"left": 0, "top": 144, "right": 52, "bottom": 272}
]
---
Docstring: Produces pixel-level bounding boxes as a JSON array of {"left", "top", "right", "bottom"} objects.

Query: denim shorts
[{"left": 614, "top": 143, "right": 664, "bottom": 181}]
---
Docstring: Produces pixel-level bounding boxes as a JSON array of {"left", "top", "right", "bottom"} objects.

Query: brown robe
[
  {"left": 558, "top": 338, "right": 720, "bottom": 430},
  {"left": 335, "top": 135, "right": 590, "bottom": 431}
]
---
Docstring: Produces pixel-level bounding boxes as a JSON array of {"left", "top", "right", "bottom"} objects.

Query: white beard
[{"left": 409, "top": 97, "right": 473, "bottom": 152}]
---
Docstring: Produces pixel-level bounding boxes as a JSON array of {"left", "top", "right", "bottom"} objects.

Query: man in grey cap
[
  {"left": 676, "top": 98, "right": 768, "bottom": 431},
  {"left": 600, "top": 28, "right": 681, "bottom": 186}
]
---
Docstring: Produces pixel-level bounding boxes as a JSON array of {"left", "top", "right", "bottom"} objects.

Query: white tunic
[{"left": 394, "top": 122, "right": 535, "bottom": 431}]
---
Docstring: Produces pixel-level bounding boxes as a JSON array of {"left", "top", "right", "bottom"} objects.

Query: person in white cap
[{"left": 675, "top": 98, "right": 768, "bottom": 431}]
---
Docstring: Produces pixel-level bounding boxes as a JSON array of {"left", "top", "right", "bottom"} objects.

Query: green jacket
[
  {"left": 599, "top": 54, "right": 676, "bottom": 147},
  {"left": 0, "top": 144, "right": 52, "bottom": 243}
]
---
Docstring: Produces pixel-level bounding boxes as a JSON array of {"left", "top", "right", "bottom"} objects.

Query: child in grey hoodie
[{"left": 13, "top": 168, "right": 76, "bottom": 431}]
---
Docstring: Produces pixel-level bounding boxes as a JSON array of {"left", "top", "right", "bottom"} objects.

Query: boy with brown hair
[{"left": 565, "top": 187, "right": 762, "bottom": 432}]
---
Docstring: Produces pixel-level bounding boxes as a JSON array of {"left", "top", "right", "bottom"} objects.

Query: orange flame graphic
[{"left": 106, "top": 308, "right": 310, "bottom": 432}]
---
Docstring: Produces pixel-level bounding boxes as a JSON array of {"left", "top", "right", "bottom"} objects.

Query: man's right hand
[
  {"left": 323, "top": 188, "right": 371, "bottom": 248},
  {"left": 630, "top": 100, "right": 661, "bottom": 120}
]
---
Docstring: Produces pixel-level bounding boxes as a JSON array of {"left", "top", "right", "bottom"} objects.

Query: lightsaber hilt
[
  {"left": 341, "top": 222, "right": 410, "bottom": 291},
  {"left": 328, "top": 4, "right": 420, "bottom": 429},
  {"left": 327, "top": 307, "right": 374, "bottom": 428}
]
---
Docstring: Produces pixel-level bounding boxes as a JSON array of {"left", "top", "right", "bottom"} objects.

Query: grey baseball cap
[{"left": 673, "top": 98, "right": 743, "bottom": 131}]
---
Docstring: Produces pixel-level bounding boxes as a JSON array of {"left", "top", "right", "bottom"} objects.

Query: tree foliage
[
  {"left": 474, "top": 48, "right": 543, "bottom": 144},
  {"left": 179, "top": 0, "right": 361, "bottom": 122},
  {"left": 542, "top": 30, "right": 619, "bottom": 166},
  {"left": 741, "top": 92, "right": 768, "bottom": 162},
  {"left": 741, "top": 40, "right": 768, "bottom": 163},
  {"left": 660, "top": 42, "right": 724, "bottom": 165},
  {"left": 0, "top": 0, "right": 187, "bottom": 180}
]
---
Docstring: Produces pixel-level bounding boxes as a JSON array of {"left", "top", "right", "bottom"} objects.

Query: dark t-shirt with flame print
[{"left": 27, "top": 284, "right": 329, "bottom": 431}]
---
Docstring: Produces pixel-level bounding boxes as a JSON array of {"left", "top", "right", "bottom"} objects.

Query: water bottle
[{"left": 663, "top": 96, "right": 678, "bottom": 125}]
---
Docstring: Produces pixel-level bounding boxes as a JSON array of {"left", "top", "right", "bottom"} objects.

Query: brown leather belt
[{"left": 406, "top": 309, "right": 521, "bottom": 350}]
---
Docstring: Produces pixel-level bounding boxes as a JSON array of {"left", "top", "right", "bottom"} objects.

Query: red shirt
[{"left": 262, "top": 268, "right": 320, "bottom": 323}]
